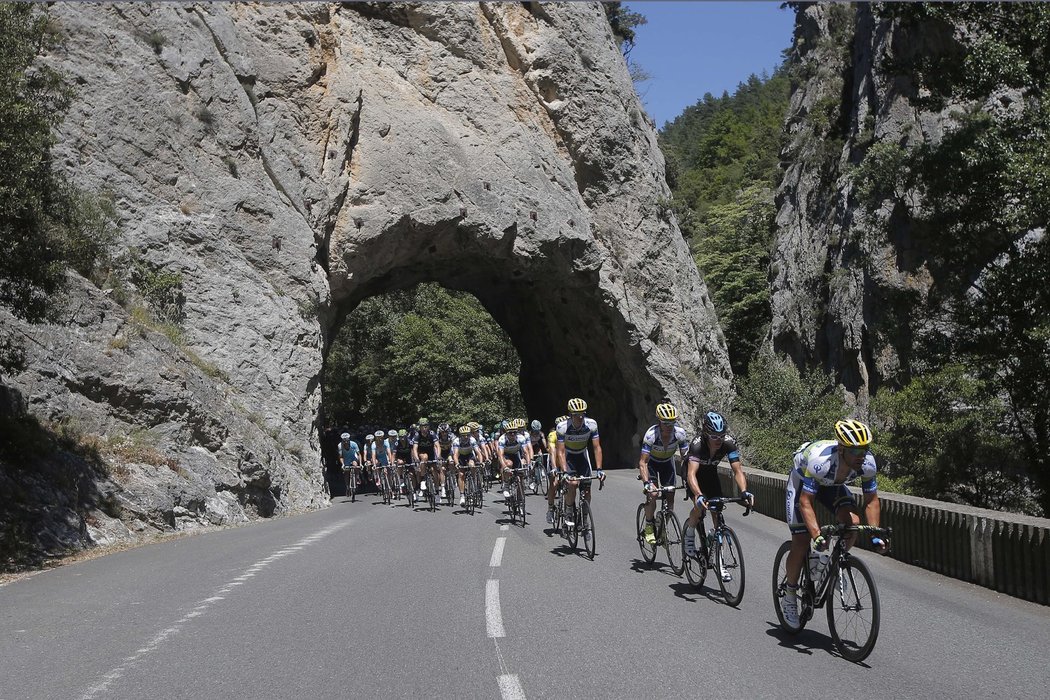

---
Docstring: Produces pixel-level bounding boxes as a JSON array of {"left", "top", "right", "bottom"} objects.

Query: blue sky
[{"left": 625, "top": 1, "right": 796, "bottom": 129}]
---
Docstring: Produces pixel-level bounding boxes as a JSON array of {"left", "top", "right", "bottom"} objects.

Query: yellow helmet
[
  {"left": 458, "top": 425, "right": 471, "bottom": 436},
  {"left": 835, "top": 419, "right": 872, "bottom": 447},
  {"left": 467, "top": 421, "right": 480, "bottom": 430},
  {"left": 567, "top": 397, "right": 587, "bottom": 413},
  {"left": 656, "top": 403, "right": 677, "bottom": 422}
]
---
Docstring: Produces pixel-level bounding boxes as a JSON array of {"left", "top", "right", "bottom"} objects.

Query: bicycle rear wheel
[
  {"left": 715, "top": 526, "right": 745, "bottom": 606},
  {"left": 683, "top": 521, "right": 708, "bottom": 589},
  {"left": 580, "top": 499, "right": 596, "bottom": 559},
  {"left": 663, "top": 511, "right": 685, "bottom": 576},
  {"left": 827, "top": 555, "right": 881, "bottom": 662},
  {"left": 636, "top": 504, "right": 657, "bottom": 566}
]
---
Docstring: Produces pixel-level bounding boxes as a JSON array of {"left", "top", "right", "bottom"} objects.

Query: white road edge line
[
  {"left": 490, "top": 537, "right": 507, "bottom": 567},
  {"left": 498, "top": 673, "right": 526, "bottom": 700},
  {"left": 500, "top": 524, "right": 509, "bottom": 531},
  {"left": 486, "top": 579, "right": 505, "bottom": 638}
]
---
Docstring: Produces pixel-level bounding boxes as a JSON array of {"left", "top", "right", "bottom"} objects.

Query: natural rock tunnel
[{"left": 2, "top": 2, "right": 733, "bottom": 544}]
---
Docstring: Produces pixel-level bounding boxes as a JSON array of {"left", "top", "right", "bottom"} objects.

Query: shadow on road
[
  {"left": 763, "top": 621, "right": 870, "bottom": 665},
  {"left": 668, "top": 580, "right": 727, "bottom": 605}
]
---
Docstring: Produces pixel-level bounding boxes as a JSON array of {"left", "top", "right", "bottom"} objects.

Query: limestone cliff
[
  {"left": 770, "top": 3, "right": 991, "bottom": 403},
  {"left": 1, "top": 2, "right": 730, "bottom": 563}
]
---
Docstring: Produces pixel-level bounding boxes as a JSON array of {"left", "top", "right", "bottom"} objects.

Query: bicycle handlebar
[
  {"left": 558, "top": 473, "right": 605, "bottom": 491},
  {"left": 705, "top": 496, "right": 752, "bottom": 517},
  {"left": 819, "top": 524, "right": 892, "bottom": 537}
]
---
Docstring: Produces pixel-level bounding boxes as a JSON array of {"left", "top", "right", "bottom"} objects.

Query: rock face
[
  {"left": 2, "top": 2, "right": 730, "bottom": 562},
  {"left": 770, "top": 4, "right": 965, "bottom": 403}
]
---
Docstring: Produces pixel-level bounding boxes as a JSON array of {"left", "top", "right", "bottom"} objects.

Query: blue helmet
[{"left": 703, "top": 411, "right": 727, "bottom": 436}]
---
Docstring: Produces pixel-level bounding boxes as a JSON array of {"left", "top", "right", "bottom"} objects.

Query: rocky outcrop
[
  {"left": 2, "top": 2, "right": 730, "bottom": 564},
  {"left": 770, "top": 4, "right": 966, "bottom": 402}
]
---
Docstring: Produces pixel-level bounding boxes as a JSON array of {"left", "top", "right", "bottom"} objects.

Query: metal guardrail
[{"left": 717, "top": 465, "right": 1050, "bottom": 605}]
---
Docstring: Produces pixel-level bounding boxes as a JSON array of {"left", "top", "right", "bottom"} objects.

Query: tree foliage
[
  {"left": 854, "top": 3, "right": 1050, "bottom": 514},
  {"left": 323, "top": 284, "right": 524, "bottom": 429},
  {"left": 660, "top": 70, "right": 790, "bottom": 372},
  {"left": 731, "top": 350, "right": 848, "bottom": 474},
  {"left": 0, "top": 4, "right": 118, "bottom": 324}
]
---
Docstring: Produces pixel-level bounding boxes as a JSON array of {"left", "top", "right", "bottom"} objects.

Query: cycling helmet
[
  {"left": 567, "top": 397, "right": 587, "bottom": 413},
  {"left": 365, "top": 433, "right": 374, "bottom": 440},
  {"left": 702, "top": 411, "right": 727, "bottom": 436},
  {"left": 530, "top": 420, "right": 542, "bottom": 432},
  {"left": 468, "top": 421, "right": 480, "bottom": 430},
  {"left": 340, "top": 432, "right": 350, "bottom": 441},
  {"left": 418, "top": 417, "right": 430, "bottom": 426},
  {"left": 438, "top": 422, "right": 450, "bottom": 432},
  {"left": 656, "top": 403, "right": 678, "bottom": 422},
  {"left": 458, "top": 425, "right": 471, "bottom": 435},
  {"left": 398, "top": 429, "right": 407, "bottom": 438},
  {"left": 835, "top": 419, "right": 872, "bottom": 447},
  {"left": 387, "top": 430, "right": 397, "bottom": 437}
]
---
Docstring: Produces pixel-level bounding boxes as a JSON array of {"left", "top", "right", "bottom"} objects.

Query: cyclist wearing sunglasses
[
  {"left": 638, "top": 403, "right": 690, "bottom": 545},
  {"left": 779, "top": 418, "right": 887, "bottom": 628},
  {"left": 683, "top": 411, "right": 754, "bottom": 568}
]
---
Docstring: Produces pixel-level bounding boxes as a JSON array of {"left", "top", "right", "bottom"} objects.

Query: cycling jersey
[
  {"left": 339, "top": 441, "right": 360, "bottom": 465},
  {"left": 556, "top": 417, "right": 599, "bottom": 454},
  {"left": 687, "top": 434, "right": 740, "bottom": 467},
  {"left": 369, "top": 439, "right": 391, "bottom": 466},
  {"left": 528, "top": 430, "right": 546, "bottom": 452},
  {"left": 412, "top": 429, "right": 437, "bottom": 449},
  {"left": 785, "top": 440, "right": 877, "bottom": 533},
  {"left": 498, "top": 433, "right": 528, "bottom": 456},
  {"left": 436, "top": 431, "right": 453, "bottom": 452},
  {"left": 393, "top": 438, "right": 413, "bottom": 460},
  {"left": 641, "top": 424, "right": 689, "bottom": 462},
  {"left": 687, "top": 434, "right": 740, "bottom": 498}
]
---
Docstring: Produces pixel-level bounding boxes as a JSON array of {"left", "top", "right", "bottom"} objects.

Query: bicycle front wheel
[
  {"left": 827, "top": 555, "right": 881, "bottom": 662},
  {"left": 636, "top": 504, "right": 657, "bottom": 565},
  {"left": 516, "top": 479, "right": 527, "bottom": 526},
  {"left": 567, "top": 505, "right": 579, "bottom": 550},
  {"left": 580, "top": 499, "right": 596, "bottom": 559},
  {"left": 663, "top": 511, "right": 684, "bottom": 576},
  {"left": 772, "top": 540, "right": 806, "bottom": 633},
  {"left": 683, "top": 522, "right": 708, "bottom": 589},
  {"left": 715, "top": 526, "right": 745, "bottom": 607}
]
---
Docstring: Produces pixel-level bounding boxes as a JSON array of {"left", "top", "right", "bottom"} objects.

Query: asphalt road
[{"left": 2, "top": 471, "right": 1048, "bottom": 699}]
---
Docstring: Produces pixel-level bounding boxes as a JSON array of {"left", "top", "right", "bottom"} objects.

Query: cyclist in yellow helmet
[
  {"left": 638, "top": 403, "right": 690, "bottom": 545},
  {"left": 548, "top": 398, "right": 604, "bottom": 527},
  {"left": 778, "top": 419, "right": 887, "bottom": 629}
]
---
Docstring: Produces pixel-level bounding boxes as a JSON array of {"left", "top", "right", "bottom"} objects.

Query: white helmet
[{"left": 340, "top": 433, "right": 350, "bottom": 441}]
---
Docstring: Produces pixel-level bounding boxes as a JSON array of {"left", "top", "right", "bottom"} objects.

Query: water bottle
[{"left": 808, "top": 550, "right": 829, "bottom": 583}]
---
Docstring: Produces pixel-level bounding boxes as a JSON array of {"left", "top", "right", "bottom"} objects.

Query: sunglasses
[
  {"left": 707, "top": 434, "right": 725, "bottom": 441},
  {"left": 843, "top": 446, "right": 867, "bottom": 457},
  {"left": 570, "top": 412, "right": 584, "bottom": 418}
]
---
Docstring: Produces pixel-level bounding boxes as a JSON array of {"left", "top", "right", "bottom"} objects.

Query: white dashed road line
[
  {"left": 490, "top": 537, "right": 507, "bottom": 567},
  {"left": 485, "top": 578, "right": 506, "bottom": 638},
  {"left": 498, "top": 674, "right": 527, "bottom": 700}
]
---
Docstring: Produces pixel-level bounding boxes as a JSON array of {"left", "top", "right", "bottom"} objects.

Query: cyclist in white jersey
[
  {"left": 551, "top": 397, "right": 604, "bottom": 526},
  {"left": 638, "top": 403, "right": 690, "bottom": 545},
  {"left": 452, "top": 425, "right": 482, "bottom": 506},
  {"left": 499, "top": 418, "right": 533, "bottom": 499},
  {"left": 779, "top": 419, "right": 888, "bottom": 628}
]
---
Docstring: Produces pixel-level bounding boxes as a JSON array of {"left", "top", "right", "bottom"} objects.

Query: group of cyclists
[
  {"left": 336, "top": 398, "right": 888, "bottom": 631},
  {"left": 334, "top": 399, "right": 606, "bottom": 520}
]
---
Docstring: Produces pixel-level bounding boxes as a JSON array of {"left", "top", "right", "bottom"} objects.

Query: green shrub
[{"left": 732, "top": 350, "right": 848, "bottom": 473}]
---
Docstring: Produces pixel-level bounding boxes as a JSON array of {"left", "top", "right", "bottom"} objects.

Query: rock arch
[{"left": 7, "top": 2, "right": 732, "bottom": 543}]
